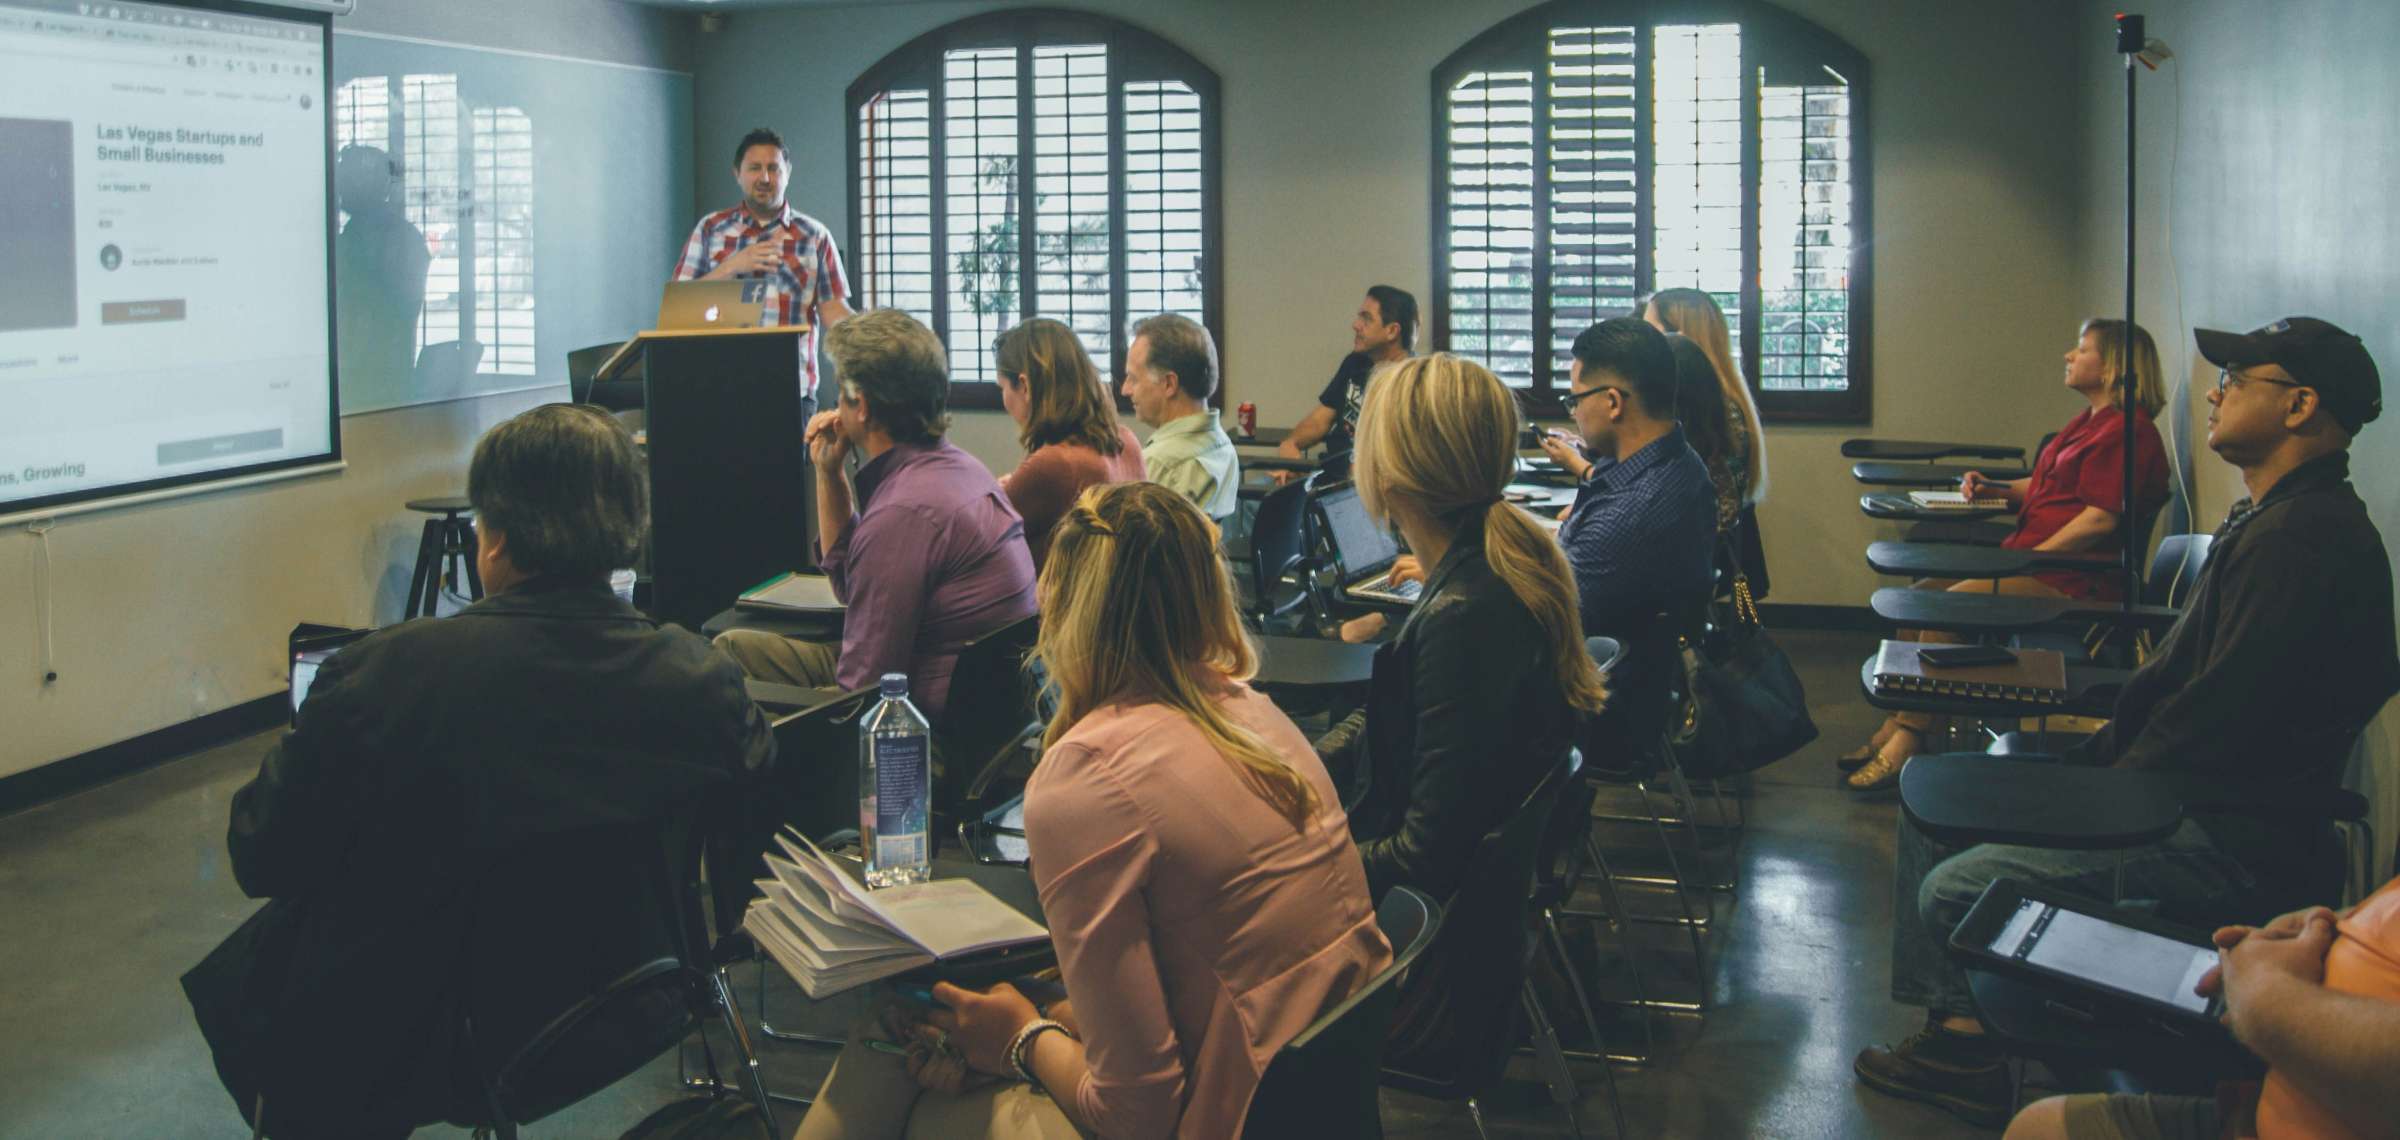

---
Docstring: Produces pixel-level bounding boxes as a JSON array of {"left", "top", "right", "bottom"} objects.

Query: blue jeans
[{"left": 1888, "top": 816, "right": 2265, "bottom": 1018}]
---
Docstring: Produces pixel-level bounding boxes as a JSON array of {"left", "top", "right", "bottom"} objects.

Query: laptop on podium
[{"left": 656, "top": 280, "right": 766, "bottom": 330}]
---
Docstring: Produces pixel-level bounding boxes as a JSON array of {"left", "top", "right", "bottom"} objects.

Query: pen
[{"left": 865, "top": 1038, "right": 910, "bottom": 1056}]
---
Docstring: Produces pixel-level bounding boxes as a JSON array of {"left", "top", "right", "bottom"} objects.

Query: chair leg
[
  {"left": 404, "top": 518, "right": 444, "bottom": 619},
  {"left": 457, "top": 518, "right": 485, "bottom": 600},
  {"left": 1635, "top": 781, "right": 1712, "bottom": 1010},
  {"left": 1573, "top": 833, "right": 1691, "bottom": 1018},
  {"left": 1466, "top": 1098, "right": 1493, "bottom": 1140},
  {"left": 1661, "top": 760, "right": 1735, "bottom": 893},
  {"left": 710, "top": 965, "right": 780, "bottom": 1133},
  {"left": 1521, "top": 980, "right": 1585, "bottom": 1140}
]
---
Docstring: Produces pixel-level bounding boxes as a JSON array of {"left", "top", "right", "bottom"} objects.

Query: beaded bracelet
[{"left": 1006, "top": 1018, "right": 1073, "bottom": 1085}]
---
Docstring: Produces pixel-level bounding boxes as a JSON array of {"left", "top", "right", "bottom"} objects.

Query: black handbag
[{"left": 1673, "top": 552, "right": 1817, "bottom": 779}]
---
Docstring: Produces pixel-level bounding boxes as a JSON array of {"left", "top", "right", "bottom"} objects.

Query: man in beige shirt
[{"left": 1121, "top": 313, "right": 1240, "bottom": 521}]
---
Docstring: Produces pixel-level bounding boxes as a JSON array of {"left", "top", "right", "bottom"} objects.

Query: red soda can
[{"left": 1237, "top": 402, "right": 1256, "bottom": 437}]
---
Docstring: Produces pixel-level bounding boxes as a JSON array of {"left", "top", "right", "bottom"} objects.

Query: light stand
[{"left": 2115, "top": 12, "right": 2145, "bottom": 615}]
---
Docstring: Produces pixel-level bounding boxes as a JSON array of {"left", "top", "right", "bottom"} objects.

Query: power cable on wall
[{"left": 25, "top": 519, "right": 59, "bottom": 684}]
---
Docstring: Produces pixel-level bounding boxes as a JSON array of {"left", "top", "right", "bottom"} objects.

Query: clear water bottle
[{"left": 859, "top": 673, "right": 932, "bottom": 887}]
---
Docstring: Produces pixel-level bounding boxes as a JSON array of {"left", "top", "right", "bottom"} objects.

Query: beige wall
[
  {"left": 692, "top": 0, "right": 2091, "bottom": 610},
  {"left": 2074, "top": 0, "right": 2400, "bottom": 883},
  {"left": 0, "top": 0, "right": 692, "bottom": 779}
]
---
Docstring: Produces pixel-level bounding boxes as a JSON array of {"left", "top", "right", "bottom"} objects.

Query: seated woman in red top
[
  {"left": 994, "top": 318, "right": 1145, "bottom": 570},
  {"left": 1845, "top": 318, "right": 2171, "bottom": 792},
  {"left": 795, "top": 481, "right": 1391, "bottom": 1140}
]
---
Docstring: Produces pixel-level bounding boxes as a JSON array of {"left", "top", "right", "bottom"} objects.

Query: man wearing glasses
[
  {"left": 1550, "top": 317, "right": 1718, "bottom": 646},
  {"left": 1856, "top": 317, "right": 2399, "bottom": 1128}
]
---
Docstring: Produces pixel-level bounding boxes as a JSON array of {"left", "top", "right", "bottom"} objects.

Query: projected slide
[{"left": 0, "top": 0, "right": 333, "bottom": 517}]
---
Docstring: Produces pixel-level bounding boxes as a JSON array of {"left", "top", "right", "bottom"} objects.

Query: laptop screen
[{"left": 1317, "top": 485, "right": 1401, "bottom": 577}]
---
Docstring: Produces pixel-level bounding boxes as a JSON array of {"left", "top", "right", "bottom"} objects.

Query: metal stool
[{"left": 404, "top": 496, "right": 482, "bottom": 618}]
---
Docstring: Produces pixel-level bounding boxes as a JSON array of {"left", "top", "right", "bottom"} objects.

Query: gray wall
[
  {"left": 691, "top": 0, "right": 2091, "bottom": 608},
  {"left": 2074, "top": 0, "right": 2400, "bottom": 882},
  {"left": 0, "top": 0, "right": 693, "bottom": 778}
]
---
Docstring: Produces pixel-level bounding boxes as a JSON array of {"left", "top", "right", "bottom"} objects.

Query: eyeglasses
[
  {"left": 1560, "top": 383, "right": 1627, "bottom": 408},
  {"left": 2215, "top": 367, "right": 2301, "bottom": 396}
]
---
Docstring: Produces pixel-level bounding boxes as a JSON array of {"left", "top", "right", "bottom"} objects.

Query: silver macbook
[
  {"left": 656, "top": 279, "right": 767, "bottom": 330},
  {"left": 1317, "top": 485, "right": 1422, "bottom": 607}
]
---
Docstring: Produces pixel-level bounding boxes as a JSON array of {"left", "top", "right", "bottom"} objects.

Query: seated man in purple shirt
[{"left": 713, "top": 309, "right": 1037, "bottom": 720}]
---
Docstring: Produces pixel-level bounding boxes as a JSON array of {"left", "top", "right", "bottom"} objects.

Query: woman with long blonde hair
[
  {"left": 993, "top": 317, "right": 1145, "bottom": 569},
  {"left": 1841, "top": 317, "right": 2172, "bottom": 792},
  {"left": 1319, "top": 352, "right": 1609, "bottom": 902},
  {"left": 797, "top": 481, "right": 1390, "bottom": 1140},
  {"left": 1646, "top": 287, "right": 1769, "bottom": 504}
]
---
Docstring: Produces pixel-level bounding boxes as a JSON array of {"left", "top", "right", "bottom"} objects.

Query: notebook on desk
[
  {"left": 737, "top": 571, "right": 845, "bottom": 614},
  {"left": 1317, "top": 484, "right": 1422, "bottom": 606},
  {"left": 1908, "top": 490, "right": 2002, "bottom": 511},
  {"left": 1873, "top": 640, "right": 2068, "bottom": 706}
]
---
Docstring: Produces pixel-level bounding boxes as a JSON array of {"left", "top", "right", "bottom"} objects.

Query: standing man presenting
[
  {"left": 672, "top": 127, "right": 855, "bottom": 415},
  {"left": 1277, "top": 284, "right": 1416, "bottom": 479}
]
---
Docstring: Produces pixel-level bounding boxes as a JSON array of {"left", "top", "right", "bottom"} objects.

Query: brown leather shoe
[{"left": 1853, "top": 1025, "right": 2011, "bottom": 1128}]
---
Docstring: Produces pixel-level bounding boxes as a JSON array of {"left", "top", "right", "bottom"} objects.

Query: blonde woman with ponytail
[
  {"left": 1318, "top": 352, "right": 1609, "bottom": 904},
  {"left": 798, "top": 480, "right": 1390, "bottom": 1140}
]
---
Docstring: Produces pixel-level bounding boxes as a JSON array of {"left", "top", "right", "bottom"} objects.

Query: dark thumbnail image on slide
[{"left": 0, "top": 117, "right": 78, "bottom": 333}]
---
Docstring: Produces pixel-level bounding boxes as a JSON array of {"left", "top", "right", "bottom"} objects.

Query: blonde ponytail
[{"left": 1354, "top": 353, "right": 1609, "bottom": 716}]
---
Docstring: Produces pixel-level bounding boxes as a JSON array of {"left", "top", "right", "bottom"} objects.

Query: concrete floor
[{"left": 0, "top": 629, "right": 1999, "bottom": 1139}]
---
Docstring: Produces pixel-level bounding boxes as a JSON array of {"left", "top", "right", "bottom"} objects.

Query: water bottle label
[
  {"left": 872, "top": 734, "right": 929, "bottom": 863},
  {"left": 877, "top": 832, "right": 927, "bottom": 871}
]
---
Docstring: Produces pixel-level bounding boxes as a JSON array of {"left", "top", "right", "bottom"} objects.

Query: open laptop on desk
[{"left": 1317, "top": 483, "right": 1421, "bottom": 607}]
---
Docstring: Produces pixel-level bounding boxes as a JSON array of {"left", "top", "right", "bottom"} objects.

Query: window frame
[
  {"left": 1430, "top": 0, "right": 1872, "bottom": 423},
  {"left": 846, "top": 8, "right": 1225, "bottom": 411}
]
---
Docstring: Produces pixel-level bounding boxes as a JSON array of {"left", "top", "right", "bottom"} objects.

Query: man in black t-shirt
[{"left": 1277, "top": 284, "right": 1416, "bottom": 478}]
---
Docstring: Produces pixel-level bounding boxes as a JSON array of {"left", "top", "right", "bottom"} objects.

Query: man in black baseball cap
[{"left": 1858, "top": 315, "right": 2399, "bottom": 1128}]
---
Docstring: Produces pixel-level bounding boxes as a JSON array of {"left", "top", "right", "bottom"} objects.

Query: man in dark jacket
[
  {"left": 182, "top": 404, "right": 776, "bottom": 1139},
  {"left": 1856, "top": 317, "right": 2398, "bottom": 1128}
]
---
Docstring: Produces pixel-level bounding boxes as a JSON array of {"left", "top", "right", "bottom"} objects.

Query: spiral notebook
[{"left": 1872, "top": 641, "right": 2068, "bottom": 706}]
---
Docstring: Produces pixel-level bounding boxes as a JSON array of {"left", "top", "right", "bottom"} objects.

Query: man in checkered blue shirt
[
  {"left": 1553, "top": 316, "right": 1719, "bottom": 644},
  {"left": 672, "top": 127, "right": 855, "bottom": 412}
]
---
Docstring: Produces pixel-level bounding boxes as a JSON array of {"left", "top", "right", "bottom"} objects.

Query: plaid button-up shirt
[{"left": 671, "top": 202, "right": 850, "bottom": 397}]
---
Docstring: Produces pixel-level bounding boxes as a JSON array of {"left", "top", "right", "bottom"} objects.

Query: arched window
[
  {"left": 849, "top": 9, "right": 1222, "bottom": 409},
  {"left": 1435, "top": 1, "right": 1870, "bottom": 421}
]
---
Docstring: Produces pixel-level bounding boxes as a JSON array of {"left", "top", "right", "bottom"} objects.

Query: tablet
[{"left": 1950, "top": 878, "right": 2224, "bottom": 1028}]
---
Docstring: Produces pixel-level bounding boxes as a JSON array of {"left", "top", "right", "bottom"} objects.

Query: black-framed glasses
[
  {"left": 1560, "top": 383, "right": 1626, "bottom": 408},
  {"left": 2215, "top": 367, "right": 2301, "bottom": 396}
]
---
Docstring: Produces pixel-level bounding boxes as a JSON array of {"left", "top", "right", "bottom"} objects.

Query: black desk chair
[
  {"left": 1379, "top": 757, "right": 1616, "bottom": 1140},
  {"left": 931, "top": 614, "right": 1042, "bottom": 823},
  {"left": 461, "top": 808, "right": 776, "bottom": 1139},
  {"left": 567, "top": 340, "right": 644, "bottom": 411},
  {"left": 1243, "top": 478, "right": 1320, "bottom": 631},
  {"left": 1240, "top": 885, "right": 1442, "bottom": 1140}
]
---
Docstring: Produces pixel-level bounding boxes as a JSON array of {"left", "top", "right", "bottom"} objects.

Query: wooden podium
[{"left": 596, "top": 326, "right": 815, "bottom": 632}]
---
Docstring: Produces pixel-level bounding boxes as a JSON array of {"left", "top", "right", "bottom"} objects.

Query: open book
[
  {"left": 736, "top": 571, "right": 845, "bottom": 615},
  {"left": 1907, "top": 490, "right": 2000, "bottom": 510},
  {"left": 743, "top": 830, "right": 1049, "bottom": 998}
]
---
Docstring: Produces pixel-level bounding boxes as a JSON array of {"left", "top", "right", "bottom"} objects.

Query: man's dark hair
[
  {"left": 1571, "top": 317, "right": 1678, "bottom": 420},
  {"left": 826, "top": 308, "right": 950, "bottom": 443},
  {"left": 1366, "top": 284, "right": 1419, "bottom": 351},
  {"left": 1131, "top": 312, "right": 1219, "bottom": 400},
  {"left": 467, "top": 404, "right": 648, "bottom": 581},
  {"left": 732, "top": 127, "right": 786, "bottom": 168}
]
